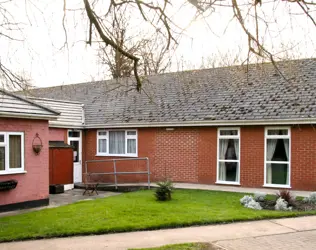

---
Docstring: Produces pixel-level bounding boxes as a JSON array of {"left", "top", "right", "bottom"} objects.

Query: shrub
[
  {"left": 254, "top": 192, "right": 266, "bottom": 202},
  {"left": 275, "top": 198, "right": 292, "bottom": 211},
  {"left": 302, "top": 197, "right": 310, "bottom": 203},
  {"left": 245, "top": 200, "right": 262, "bottom": 210},
  {"left": 309, "top": 192, "right": 316, "bottom": 204},
  {"left": 303, "top": 192, "right": 316, "bottom": 204},
  {"left": 276, "top": 190, "right": 295, "bottom": 206},
  {"left": 155, "top": 180, "right": 174, "bottom": 201},
  {"left": 240, "top": 195, "right": 253, "bottom": 205}
]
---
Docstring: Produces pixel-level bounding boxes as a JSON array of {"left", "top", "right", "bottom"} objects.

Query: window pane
[
  {"left": 267, "top": 129, "right": 288, "bottom": 136},
  {"left": 0, "top": 147, "right": 5, "bottom": 171},
  {"left": 219, "top": 139, "right": 239, "bottom": 160},
  {"left": 98, "top": 139, "right": 107, "bottom": 153},
  {"left": 0, "top": 134, "right": 4, "bottom": 143},
  {"left": 69, "top": 131, "right": 80, "bottom": 138},
  {"left": 266, "top": 138, "right": 289, "bottom": 162},
  {"left": 127, "top": 139, "right": 136, "bottom": 154},
  {"left": 98, "top": 131, "right": 107, "bottom": 136},
  {"left": 266, "top": 163, "right": 289, "bottom": 185},
  {"left": 109, "top": 131, "right": 125, "bottom": 154},
  {"left": 218, "top": 161, "right": 238, "bottom": 182},
  {"left": 220, "top": 130, "right": 238, "bottom": 136},
  {"left": 70, "top": 141, "right": 79, "bottom": 162},
  {"left": 127, "top": 131, "right": 136, "bottom": 136},
  {"left": 9, "top": 135, "right": 22, "bottom": 169}
]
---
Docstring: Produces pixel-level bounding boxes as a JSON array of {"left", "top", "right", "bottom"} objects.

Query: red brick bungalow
[
  {"left": 24, "top": 58, "right": 316, "bottom": 191},
  {"left": 0, "top": 90, "right": 59, "bottom": 212}
]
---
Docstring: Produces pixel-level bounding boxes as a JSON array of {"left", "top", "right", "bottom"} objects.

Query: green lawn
[
  {"left": 130, "top": 242, "right": 217, "bottom": 250},
  {"left": 0, "top": 189, "right": 315, "bottom": 242}
]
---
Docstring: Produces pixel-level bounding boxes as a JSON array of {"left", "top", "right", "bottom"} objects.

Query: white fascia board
[
  {"left": 49, "top": 123, "right": 85, "bottom": 129},
  {"left": 0, "top": 112, "right": 59, "bottom": 120}
]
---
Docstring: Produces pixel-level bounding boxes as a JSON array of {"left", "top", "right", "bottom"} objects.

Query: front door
[{"left": 68, "top": 130, "right": 82, "bottom": 183}]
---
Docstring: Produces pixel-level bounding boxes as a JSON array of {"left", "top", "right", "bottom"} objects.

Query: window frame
[
  {"left": 0, "top": 132, "right": 25, "bottom": 175},
  {"left": 264, "top": 126, "right": 291, "bottom": 188},
  {"left": 216, "top": 127, "right": 241, "bottom": 185},
  {"left": 96, "top": 129, "right": 138, "bottom": 157}
]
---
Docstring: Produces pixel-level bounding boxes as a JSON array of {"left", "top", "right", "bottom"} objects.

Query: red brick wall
[
  {"left": 240, "top": 126, "right": 265, "bottom": 187},
  {"left": 197, "top": 127, "right": 217, "bottom": 184},
  {"left": 0, "top": 118, "right": 49, "bottom": 206},
  {"left": 82, "top": 129, "right": 155, "bottom": 184},
  {"left": 48, "top": 128, "right": 67, "bottom": 142},
  {"left": 291, "top": 126, "right": 316, "bottom": 190},
  {"left": 82, "top": 125, "right": 316, "bottom": 191},
  {"left": 238, "top": 125, "right": 316, "bottom": 190},
  {"left": 154, "top": 128, "right": 199, "bottom": 182}
]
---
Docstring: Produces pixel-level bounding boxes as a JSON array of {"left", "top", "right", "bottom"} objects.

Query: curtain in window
[
  {"left": 9, "top": 135, "right": 21, "bottom": 169},
  {"left": 109, "top": 131, "right": 125, "bottom": 154},
  {"left": 225, "top": 141, "right": 235, "bottom": 159},
  {"left": 234, "top": 139, "right": 239, "bottom": 160},
  {"left": 283, "top": 139, "right": 289, "bottom": 161},
  {"left": 127, "top": 139, "right": 136, "bottom": 154},
  {"left": 219, "top": 139, "right": 229, "bottom": 181},
  {"left": 233, "top": 139, "right": 239, "bottom": 182},
  {"left": 283, "top": 139, "right": 290, "bottom": 185},
  {"left": 266, "top": 139, "right": 278, "bottom": 184},
  {"left": 99, "top": 139, "right": 107, "bottom": 153}
]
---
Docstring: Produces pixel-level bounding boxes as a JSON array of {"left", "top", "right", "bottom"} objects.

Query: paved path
[
  {"left": 106, "top": 182, "right": 311, "bottom": 197},
  {"left": 172, "top": 183, "right": 310, "bottom": 197},
  {"left": 216, "top": 230, "right": 316, "bottom": 250},
  {"left": 0, "top": 190, "right": 120, "bottom": 218},
  {"left": 1, "top": 216, "right": 316, "bottom": 250}
]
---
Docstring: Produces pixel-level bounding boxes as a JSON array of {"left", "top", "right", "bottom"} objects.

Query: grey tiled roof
[{"left": 21, "top": 58, "right": 316, "bottom": 126}]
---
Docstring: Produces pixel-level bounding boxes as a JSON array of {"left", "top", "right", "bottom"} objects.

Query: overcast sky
[{"left": 1, "top": 0, "right": 315, "bottom": 88}]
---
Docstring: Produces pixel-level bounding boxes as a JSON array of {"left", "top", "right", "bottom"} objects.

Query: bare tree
[
  {"left": 0, "top": 0, "right": 31, "bottom": 90},
  {"left": 1, "top": 0, "right": 316, "bottom": 91},
  {"left": 97, "top": 10, "right": 137, "bottom": 79},
  {"left": 81, "top": 0, "right": 316, "bottom": 90},
  {"left": 97, "top": 7, "right": 171, "bottom": 79},
  {"left": 140, "top": 36, "right": 172, "bottom": 76},
  {"left": 199, "top": 49, "right": 245, "bottom": 69}
]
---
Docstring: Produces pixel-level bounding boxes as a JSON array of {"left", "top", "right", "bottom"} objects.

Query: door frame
[{"left": 67, "top": 130, "right": 82, "bottom": 183}]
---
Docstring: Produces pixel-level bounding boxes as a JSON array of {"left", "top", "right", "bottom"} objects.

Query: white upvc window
[
  {"left": 264, "top": 127, "right": 291, "bottom": 188},
  {"left": 97, "top": 130, "right": 137, "bottom": 157},
  {"left": 0, "top": 132, "right": 25, "bottom": 175},
  {"left": 216, "top": 128, "right": 240, "bottom": 185}
]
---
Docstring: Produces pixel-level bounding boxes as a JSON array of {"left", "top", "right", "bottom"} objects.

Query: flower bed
[
  {"left": 241, "top": 191, "right": 316, "bottom": 212},
  {"left": 259, "top": 199, "right": 316, "bottom": 211}
]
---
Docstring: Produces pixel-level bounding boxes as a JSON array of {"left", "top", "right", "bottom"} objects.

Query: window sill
[
  {"left": 95, "top": 154, "right": 138, "bottom": 158},
  {"left": 215, "top": 181, "right": 241, "bottom": 186},
  {"left": 0, "top": 170, "right": 27, "bottom": 176},
  {"left": 263, "top": 184, "right": 291, "bottom": 189}
]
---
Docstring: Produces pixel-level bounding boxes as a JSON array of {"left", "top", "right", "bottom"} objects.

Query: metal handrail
[{"left": 84, "top": 157, "right": 150, "bottom": 189}]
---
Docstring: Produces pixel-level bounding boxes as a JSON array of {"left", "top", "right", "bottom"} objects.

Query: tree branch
[{"left": 83, "top": 0, "right": 142, "bottom": 91}]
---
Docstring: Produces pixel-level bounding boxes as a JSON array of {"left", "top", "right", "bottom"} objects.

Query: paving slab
[
  {"left": 216, "top": 230, "right": 316, "bottom": 250},
  {"left": 172, "top": 183, "right": 310, "bottom": 197},
  {"left": 49, "top": 189, "right": 120, "bottom": 207},
  {"left": 0, "top": 219, "right": 295, "bottom": 250},
  {"left": 110, "top": 182, "right": 311, "bottom": 197},
  {"left": 270, "top": 215, "right": 316, "bottom": 231},
  {"left": 0, "top": 189, "right": 120, "bottom": 218}
]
